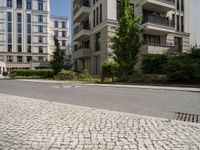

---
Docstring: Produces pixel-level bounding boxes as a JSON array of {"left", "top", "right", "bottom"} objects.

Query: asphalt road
[{"left": 0, "top": 79, "right": 200, "bottom": 119}]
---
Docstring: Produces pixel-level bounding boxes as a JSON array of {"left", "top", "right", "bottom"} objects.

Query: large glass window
[
  {"left": 38, "top": 15, "right": 43, "bottom": 22},
  {"left": 17, "top": 23, "right": 22, "bottom": 33},
  {"left": 17, "top": 13, "right": 22, "bottom": 22},
  {"left": 26, "top": 0, "right": 32, "bottom": 9},
  {"left": 27, "top": 56, "right": 32, "bottom": 62},
  {"left": 27, "top": 14, "right": 31, "bottom": 23},
  {"left": 17, "top": 34, "right": 22, "bottom": 43},
  {"left": 38, "top": 36, "right": 43, "bottom": 43},
  {"left": 27, "top": 24, "right": 31, "bottom": 33},
  {"left": 38, "top": 25, "right": 43, "bottom": 33},
  {"left": 54, "top": 30, "right": 59, "bottom": 37},
  {"left": 39, "top": 46, "right": 43, "bottom": 53},
  {"left": 62, "top": 31, "right": 66, "bottom": 37},
  {"left": 17, "top": 45, "right": 22, "bottom": 53},
  {"left": 17, "top": 56, "right": 22, "bottom": 62},
  {"left": 54, "top": 21, "right": 58, "bottom": 28},
  {"left": 7, "top": 33, "right": 12, "bottom": 43},
  {"left": 7, "top": 0, "right": 12, "bottom": 7},
  {"left": 7, "top": 23, "right": 12, "bottom": 32},
  {"left": 62, "top": 40, "right": 66, "bottom": 47},
  {"left": 38, "top": 0, "right": 43, "bottom": 11},
  {"left": 27, "top": 46, "right": 31, "bottom": 53},
  {"left": 62, "top": 22, "right": 66, "bottom": 28},
  {"left": 17, "top": 0, "right": 22, "bottom": 8},
  {"left": 27, "top": 35, "right": 31, "bottom": 44},
  {"left": 95, "top": 32, "right": 101, "bottom": 51},
  {"left": 8, "top": 45, "right": 12, "bottom": 52},
  {"left": 7, "top": 12, "right": 12, "bottom": 21}
]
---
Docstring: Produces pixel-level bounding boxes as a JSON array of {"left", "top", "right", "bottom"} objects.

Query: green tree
[
  {"left": 112, "top": 0, "right": 143, "bottom": 77},
  {"left": 50, "top": 36, "right": 65, "bottom": 75}
]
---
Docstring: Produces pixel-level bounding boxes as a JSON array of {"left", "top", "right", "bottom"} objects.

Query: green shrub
[
  {"left": 11, "top": 69, "right": 54, "bottom": 78},
  {"left": 77, "top": 69, "right": 91, "bottom": 80},
  {"left": 142, "top": 54, "right": 168, "bottom": 74},
  {"left": 165, "top": 54, "right": 200, "bottom": 83},
  {"left": 102, "top": 61, "right": 119, "bottom": 78},
  {"left": 56, "top": 69, "right": 76, "bottom": 80}
]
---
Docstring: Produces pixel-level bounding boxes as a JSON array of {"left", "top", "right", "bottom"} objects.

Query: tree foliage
[
  {"left": 50, "top": 36, "right": 65, "bottom": 75},
  {"left": 112, "top": 0, "right": 143, "bottom": 77}
]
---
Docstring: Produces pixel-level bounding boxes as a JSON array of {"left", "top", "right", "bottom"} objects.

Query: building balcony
[
  {"left": 142, "top": 43, "right": 175, "bottom": 54},
  {"left": 73, "top": 24, "right": 90, "bottom": 41},
  {"left": 143, "top": 0, "right": 175, "bottom": 12},
  {"left": 73, "top": 0, "right": 90, "bottom": 23},
  {"left": 142, "top": 14, "right": 175, "bottom": 34},
  {"left": 73, "top": 47, "right": 91, "bottom": 59}
]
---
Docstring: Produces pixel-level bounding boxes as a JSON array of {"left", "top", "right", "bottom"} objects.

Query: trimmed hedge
[
  {"left": 102, "top": 61, "right": 119, "bottom": 78},
  {"left": 142, "top": 54, "right": 168, "bottom": 74},
  {"left": 11, "top": 69, "right": 54, "bottom": 78},
  {"left": 55, "top": 69, "right": 77, "bottom": 80},
  {"left": 165, "top": 54, "right": 200, "bottom": 83}
]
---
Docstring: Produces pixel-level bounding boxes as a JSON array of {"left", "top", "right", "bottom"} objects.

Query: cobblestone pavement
[{"left": 0, "top": 94, "right": 200, "bottom": 150}]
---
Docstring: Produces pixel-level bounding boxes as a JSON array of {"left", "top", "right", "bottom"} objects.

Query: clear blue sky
[{"left": 50, "top": 0, "right": 72, "bottom": 41}]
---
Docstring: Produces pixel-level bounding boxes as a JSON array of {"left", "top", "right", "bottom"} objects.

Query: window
[
  {"left": 17, "top": 13, "right": 22, "bottom": 22},
  {"left": 7, "top": 23, "right": 12, "bottom": 32},
  {"left": 17, "top": 0, "right": 22, "bottom": 8},
  {"left": 27, "top": 56, "right": 32, "bottom": 62},
  {"left": 54, "top": 30, "right": 59, "bottom": 37},
  {"left": 27, "top": 24, "right": 31, "bottom": 33},
  {"left": 177, "top": 0, "right": 180, "bottom": 10},
  {"left": 96, "top": 7, "right": 99, "bottom": 25},
  {"left": 7, "top": 33, "right": 12, "bottom": 43},
  {"left": 62, "top": 40, "right": 66, "bottom": 47},
  {"left": 100, "top": 4, "right": 102, "bottom": 23},
  {"left": 27, "top": 35, "right": 31, "bottom": 44},
  {"left": 7, "top": 56, "right": 12, "bottom": 62},
  {"left": 17, "top": 34, "right": 22, "bottom": 43},
  {"left": 38, "top": 25, "right": 43, "bottom": 33},
  {"left": 26, "top": 0, "right": 32, "bottom": 9},
  {"left": 8, "top": 45, "right": 12, "bottom": 52},
  {"left": 177, "top": 15, "right": 180, "bottom": 31},
  {"left": 143, "top": 34, "right": 161, "bottom": 45},
  {"left": 39, "top": 46, "right": 43, "bottom": 53},
  {"left": 27, "top": 14, "right": 31, "bottom": 23},
  {"left": 62, "top": 31, "right": 66, "bottom": 37},
  {"left": 38, "top": 0, "right": 43, "bottom": 11},
  {"left": 95, "top": 32, "right": 101, "bottom": 51},
  {"left": 62, "top": 22, "right": 66, "bottom": 28},
  {"left": 54, "top": 21, "right": 58, "bottom": 28},
  {"left": 17, "top": 45, "right": 22, "bottom": 53},
  {"left": 38, "top": 56, "right": 44, "bottom": 62},
  {"left": 7, "top": 0, "right": 12, "bottom": 7},
  {"left": 181, "top": 0, "right": 184, "bottom": 11},
  {"left": 17, "top": 56, "right": 23, "bottom": 62},
  {"left": 93, "top": 10, "right": 95, "bottom": 27},
  {"left": 27, "top": 46, "right": 31, "bottom": 53},
  {"left": 17, "top": 23, "right": 22, "bottom": 33},
  {"left": 181, "top": 16, "right": 184, "bottom": 32},
  {"left": 38, "top": 36, "right": 43, "bottom": 43},
  {"left": 38, "top": 15, "right": 43, "bottom": 22},
  {"left": 7, "top": 12, "right": 12, "bottom": 21}
]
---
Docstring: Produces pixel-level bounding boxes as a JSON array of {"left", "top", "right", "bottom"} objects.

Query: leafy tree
[
  {"left": 112, "top": 0, "right": 143, "bottom": 77},
  {"left": 50, "top": 36, "right": 65, "bottom": 75}
]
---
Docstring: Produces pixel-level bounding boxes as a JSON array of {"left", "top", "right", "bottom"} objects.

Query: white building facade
[
  {"left": 72, "top": 0, "right": 192, "bottom": 75},
  {"left": 0, "top": 0, "right": 69, "bottom": 70},
  {"left": 49, "top": 16, "right": 69, "bottom": 59}
]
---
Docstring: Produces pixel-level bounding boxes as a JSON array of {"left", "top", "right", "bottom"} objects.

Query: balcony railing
[
  {"left": 73, "top": 0, "right": 90, "bottom": 16},
  {"left": 142, "top": 14, "right": 175, "bottom": 28},
  {"left": 157, "top": 0, "right": 175, "bottom": 4},
  {"left": 73, "top": 23, "right": 90, "bottom": 35}
]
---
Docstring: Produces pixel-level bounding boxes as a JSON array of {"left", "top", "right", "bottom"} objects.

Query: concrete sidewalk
[{"left": 16, "top": 79, "right": 200, "bottom": 92}]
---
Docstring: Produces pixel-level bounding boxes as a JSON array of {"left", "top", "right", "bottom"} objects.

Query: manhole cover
[{"left": 172, "top": 112, "right": 200, "bottom": 124}]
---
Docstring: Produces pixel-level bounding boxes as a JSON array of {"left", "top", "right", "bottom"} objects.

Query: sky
[{"left": 50, "top": 0, "right": 72, "bottom": 41}]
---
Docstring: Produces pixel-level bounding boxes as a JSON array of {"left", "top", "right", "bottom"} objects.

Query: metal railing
[
  {"left": 73, "top": 0, "right": 90, "bottom": 16},
  {"left": 142, "top": 14, "right": 175, "bottom": 28},
  {"left": 73, "top": 23, "right": 90, "bottom": 35}
]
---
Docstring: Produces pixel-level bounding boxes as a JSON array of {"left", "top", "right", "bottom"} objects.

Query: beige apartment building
[
  {"left": 49, "top": 16, "right": 69, "bottom": 60},
  {"left": 72, "top": 0, "right": 190, "bottom": 75}
]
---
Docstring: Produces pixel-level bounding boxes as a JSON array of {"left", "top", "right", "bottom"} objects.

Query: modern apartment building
[
  {"left": 72, "top": 0, "right": 190, "bottom": 75},
  {"left": 49, "top": 16, "right": 69, "bottom": 60},
  {"left": 0, "top": 0, "right": 51, "bottom": 70}
]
